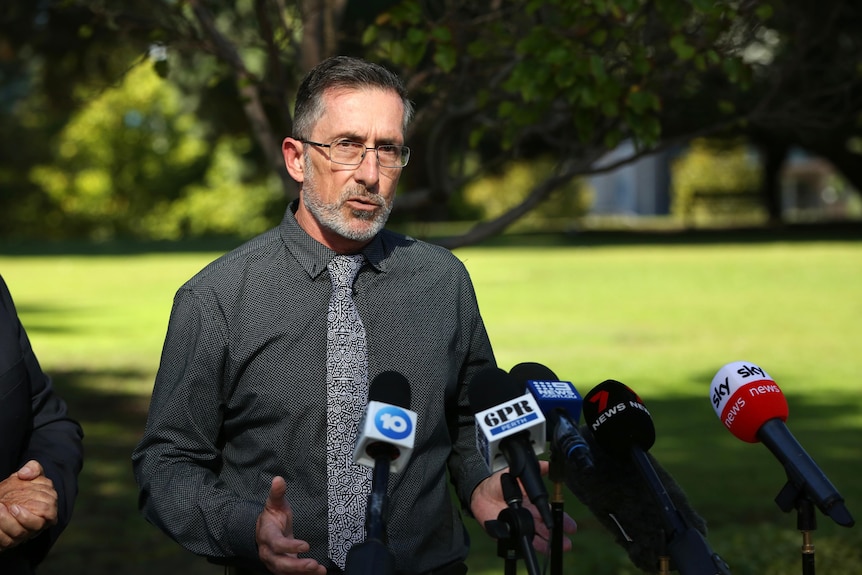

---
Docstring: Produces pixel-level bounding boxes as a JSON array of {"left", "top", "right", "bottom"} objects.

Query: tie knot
[{"left": 328, "top": 254, "right": 364, "bottom": 289}]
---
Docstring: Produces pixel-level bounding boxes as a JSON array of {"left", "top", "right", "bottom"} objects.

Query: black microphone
[
  {"left": 345, "top": 371, "right": 417, "bottom": 575},
  {"left": 509, "top": 362, "right": 593, "bottom": 472},
  {"left": 469, "top": 366, "right": 554, "bottom": 531},
  {"left": 579, "top": 379, "right": 731, "bottom": 575}
]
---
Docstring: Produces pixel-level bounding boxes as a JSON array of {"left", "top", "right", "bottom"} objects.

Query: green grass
[{"left": 2, "top": 232, "right": 861, "bottom": 574}]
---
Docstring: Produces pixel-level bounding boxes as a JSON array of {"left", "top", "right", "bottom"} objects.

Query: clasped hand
[{"left": 0, "top": 460, "right": 59, "bottom": 552}]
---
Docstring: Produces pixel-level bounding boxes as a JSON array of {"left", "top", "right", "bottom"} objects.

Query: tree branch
[{"left": 187, "top": 0, "right": 296, "bottom": 198}]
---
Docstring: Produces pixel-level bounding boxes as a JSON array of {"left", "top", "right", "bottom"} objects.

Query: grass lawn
[{"left": 1, "top": 229, "right": 861, "bottom": 574}]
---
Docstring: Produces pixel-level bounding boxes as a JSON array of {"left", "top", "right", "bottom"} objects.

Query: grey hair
[{"left": 292, "top": 56, "right": 414, "bottom": 140}]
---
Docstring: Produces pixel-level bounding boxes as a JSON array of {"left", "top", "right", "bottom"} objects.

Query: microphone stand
[
  {"left": 774, "top": 477, "right": 818, "bottom": 575},
  {"left": 484, "top": 473, "right": 542, "bottom": 575},
  {"left": 344, "top": 455, "right": 396, "bottom": 575},
  {"left": 765, "top": 425, "right": 854, "bottom": 575},
  {"left": 549, "top": 449, "right": 565, "bottom": 575},
  {"left": 658, "top": 528, "right": 671, "bottom": 575}
]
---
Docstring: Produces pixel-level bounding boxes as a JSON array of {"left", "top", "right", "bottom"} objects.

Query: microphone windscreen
[
  {"left": 369, "top": 370, "right": 411, "bottom": 408},
  {"left": 510, "top": 362, "right": 585, "bottom": 445},
  {"left": 566, "top": 425, "right": 708, "bottom": 572},
  {"left": 469, "top": 366, "right": 524, "bottom": 413},
  {"left": 583, "top": 379, "right": 656, "bottom": 456},
  {"left": 710, "top": 361, "right": 788, "bottom": 443},
  {"left": 509, "top": 361, "right": 559, "bottom": 382}
]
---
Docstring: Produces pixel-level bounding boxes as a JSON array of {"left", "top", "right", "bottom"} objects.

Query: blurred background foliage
[
  {"left": 2, "top": 0, "right": 861, "bottom": 246},
  {"left": 670, "top": 139, "right": 764, "bottom": 221}
]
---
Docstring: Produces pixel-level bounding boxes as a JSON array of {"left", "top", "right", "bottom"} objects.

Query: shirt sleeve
[
  {"left": 445, "top": 268, "right": 496, "bottom": 511},
  {"left": 131, "top": 287, "right": 262, "bottom": 563}
]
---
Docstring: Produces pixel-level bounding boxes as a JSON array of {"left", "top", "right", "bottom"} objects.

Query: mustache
[{"left": 343, "top": 188, "right": 385, "bottom": 207}]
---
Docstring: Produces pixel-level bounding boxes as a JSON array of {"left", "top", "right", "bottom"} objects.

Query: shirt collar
[{"left": 279, "top": 199, "right": 389, "bottom": 278}]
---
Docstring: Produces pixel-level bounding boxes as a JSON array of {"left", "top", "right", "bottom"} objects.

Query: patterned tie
[{"left": 326, "top": 254, "right": 371, "bottom": 568}]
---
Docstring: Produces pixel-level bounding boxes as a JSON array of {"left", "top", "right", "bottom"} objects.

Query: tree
[
  {"left": 2, "top": 1, "right": 860, "bottom": 244},
  {"left": 365, "top": 0, "right": 772, "bottom": 245},
  {"left": 743, "top": 1, "right": 862, "bottom": 222},
  {"left": 1, "top": 0, "right": 363, "bottom": 238}
]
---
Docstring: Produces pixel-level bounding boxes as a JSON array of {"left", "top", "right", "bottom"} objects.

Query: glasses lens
[
  {"left": 325, "top": 140, "right": 410, "bottom": 168},
  {"left": 378, "top": 145, "right": 410, "bottom": 168},
  {"left": 330, "top": 141, "right": 365, "bottom": 165},
  {"left": 377, "top": 145, "right": 407, "bottom": 168}
]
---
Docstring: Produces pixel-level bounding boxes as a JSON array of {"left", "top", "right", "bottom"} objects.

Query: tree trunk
[{"left": 760, "top": 138, "right": 789, "bottom": 224}]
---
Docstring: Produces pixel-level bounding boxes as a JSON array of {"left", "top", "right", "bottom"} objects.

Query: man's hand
[
  {"left": 0, "top": 460, "right": 58, "bottom": 552},
  {"left": 470, "top": 461, "right": 577, "bottom": 554},
  {"left": 255, "top": 476, "right": 326, "bottom": 574}
]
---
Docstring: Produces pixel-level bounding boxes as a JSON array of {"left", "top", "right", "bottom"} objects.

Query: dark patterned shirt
[{"left": 131, "top": 202, "right": 496, "bottom": 573}]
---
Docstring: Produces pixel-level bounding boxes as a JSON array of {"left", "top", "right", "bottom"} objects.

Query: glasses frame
[{"left": 300, "top": 139, "right": 410, "bottom": 169}]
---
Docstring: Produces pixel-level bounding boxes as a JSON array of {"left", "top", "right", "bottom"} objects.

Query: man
[
  {"left": 0, "top": 275, "right": 84, "bottom": 574},
  {"left": 132, "top": 56, "right": 572, "bottom": 575}
]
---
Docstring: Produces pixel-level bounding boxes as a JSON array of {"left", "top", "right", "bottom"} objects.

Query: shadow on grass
[
  {"left": 2, "top": 221, "right": 862, "bottom": 258},
  {"left": 462, "top": 220, "right": 862, "bottom": 249},
  {"left": 36, "top": 366, "right": 862, "bottom": 575},
  {"left": 467, "top": 391, "right": 862, "bottom": 575},
  {"left": 36, "top": 368, "right": 222, "bottom": 575}
]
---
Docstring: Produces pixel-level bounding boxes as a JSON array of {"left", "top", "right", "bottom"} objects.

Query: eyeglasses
[{"left": 300, "top": 139, "right": 410, "bottom": 168}]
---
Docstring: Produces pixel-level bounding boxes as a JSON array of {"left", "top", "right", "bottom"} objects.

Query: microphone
[
  {"left": 581, "top": 379, "right": 731, "bottom": 575},
  {"left": 509, "top": 362, "right": 593, "bottom": 472},
  {"left": 346, "top": 371, "right": 417, "bottom": 575},
  {"left": 353, "top": 371, "right": 417, "bottom": 473},
  {"left": 710, "top": 361, "right": 854, "bottom": 527},
  {"left": 469, "top": 366, "right": 553, "bottom": 531},
  {"left": 564, "top": 423, "right": 712, "bottom": 572}
]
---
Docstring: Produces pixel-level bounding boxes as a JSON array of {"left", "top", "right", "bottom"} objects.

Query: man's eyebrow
[{"left": 334, "top": 133, "right": 402, "bottom": 145}]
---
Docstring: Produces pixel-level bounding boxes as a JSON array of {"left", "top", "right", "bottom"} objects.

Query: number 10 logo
[{"left": 375, "top": 406, "right": 413, "bottom": 440}]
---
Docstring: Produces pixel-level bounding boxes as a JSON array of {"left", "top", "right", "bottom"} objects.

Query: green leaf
[
  {"left": 591, "top": 28, "right": 608, "bottom": 46},
  {"left": 631, "top": 51, "right": 651, "bottom": 75},
  {"left": 603, "top": 129, "right": 621, "bottom": 149},
  {"left": 498, "top": 100, "right": 516, "bottom": 118},
  {"left": 434, "top": 44, "right": 458, "bottom": 73},
  {"left": 590, "top": 54, "right": 607, "bottom": 81},
  {"left": 556, "top": 65, "right": 579, "bottom": 88},
  {"left": 718, "top": 100, "right": 736, "bottom": 114},
  {"left": 469, "top": 127, "right": 485, "bottom": 149},
  {"left": 756, "top": 5, "right": 774, "bottom": 20},
  {"left": 361, "top": 26, "right": 378, "bottom": 46},
  {"left": 601, "top": 98, "right": 619, "bottom": 118},
  {"left": 669, "top": 34, "right": 696, "bottom": 61},
  {"left": 430, "top": 25, "right": 452, "bottom": 43},
  {"left": 406, "top": 28, "right": 426, "bottom": 44}
]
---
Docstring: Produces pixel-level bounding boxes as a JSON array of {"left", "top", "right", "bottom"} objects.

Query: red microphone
[
  {"left": 710, "top": 361, "right": 854, "bottom": 527},
  {"left": 709, "top": 361, "right": 788, "bottom": 442}
]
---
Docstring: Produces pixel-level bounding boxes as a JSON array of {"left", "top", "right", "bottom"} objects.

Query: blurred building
[
  {"left": 588, "top": 141, "right": 675, "bottom": 216},
  {"left": 588, "top": 142, "right": 858, "bottom": 220}
]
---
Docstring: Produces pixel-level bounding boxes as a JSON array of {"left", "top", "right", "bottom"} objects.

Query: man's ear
[{"left": 282, "top": 137, "right": 305, "bottom": 182}]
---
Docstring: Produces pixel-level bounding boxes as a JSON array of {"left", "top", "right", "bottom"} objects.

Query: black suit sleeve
[{"left": 0, "top": 275, "right": 84, "bottom": 571}]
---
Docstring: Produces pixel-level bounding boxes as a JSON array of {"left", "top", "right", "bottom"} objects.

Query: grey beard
[{"left": 303, "top": 186, "right": 392, "bottom": 242}]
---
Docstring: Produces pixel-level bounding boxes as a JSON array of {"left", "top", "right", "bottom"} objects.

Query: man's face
[{"left": 294, "top": 87, "right": 406, "bottom": 251}]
